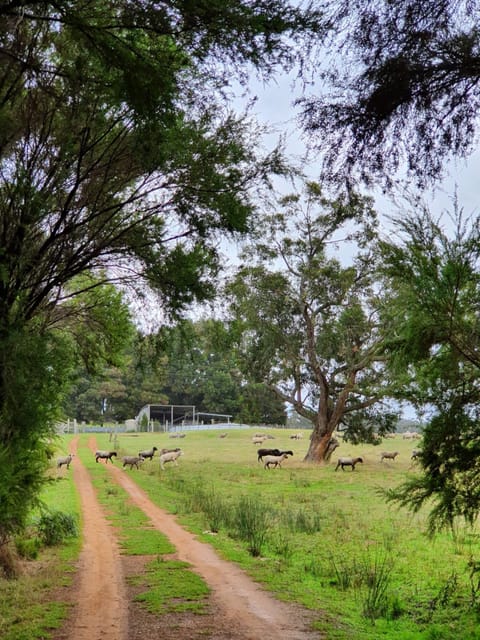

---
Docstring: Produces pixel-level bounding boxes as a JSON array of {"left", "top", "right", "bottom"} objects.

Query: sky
[
  {"left": 234, "top": 71, "right": 480, "bottom": 232},
  {"left": 219, "top": 72, "right": 480, "bottom": 277}
]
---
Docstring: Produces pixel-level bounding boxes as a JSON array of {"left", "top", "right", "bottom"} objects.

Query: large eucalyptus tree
[{"left": 227, "top": 183, "right": 397, "bottom": 463}]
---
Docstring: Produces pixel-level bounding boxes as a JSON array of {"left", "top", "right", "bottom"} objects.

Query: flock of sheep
[
  {"left": 55, "top": 446, "right": 184, "bottom": 472},
  {"left": 98, "top": 446, "right": 184, "bottom": 470},
  {"left": 55, "top": 431, "right": 422, "bottom": 474}
]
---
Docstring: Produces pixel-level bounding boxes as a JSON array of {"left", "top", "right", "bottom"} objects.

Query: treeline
[{"left": 63, "top": 319, "right": 286, "bottom": 427}]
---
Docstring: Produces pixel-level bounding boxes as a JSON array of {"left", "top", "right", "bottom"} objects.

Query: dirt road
[{"left": 56, "top": 436, "right": 322, "bottom": 640}]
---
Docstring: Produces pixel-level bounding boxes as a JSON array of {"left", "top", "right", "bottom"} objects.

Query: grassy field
[
  {"left": 103, "top": 427, "right": 480, "bottom": 640},
  {"left": 3, "top": 427, "right": 480, "bottom": 639}
]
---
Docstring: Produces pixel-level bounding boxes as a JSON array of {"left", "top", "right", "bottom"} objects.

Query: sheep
[
  {"left": 160, "top": 447, "right": 181, "bottom": 455},
  {"left": 138, "top": 446, "right": 157, "bottom": 461},
  {"left": 56, "top": 453, "right": 74, "bottom": 469},
  {"left": 159, "top": 449, "right": 183, "bottom": 470},
  {"left": 411, "top": 448, "right": 421, "bottom": 461},
  {"left": 257, "top": 448, "right": 293, "bottom": 463},
  {"left": 334, "top": 456, "right": 363, "bottom": 471},
  {"left": 252, "top": 435, "right": 268, "bottom": 445},
  {"left": 403, "top": 430, "right": 421, "bottom": 440},
  {"left": 263, "top": 453, "right": 289, "bottom": 469},
  {"left": 380, "top": 451, "right": 399, "bottom": 462},
  {"left": 290, "top": 432, "right": 304, "bottom": 440},
  {"left": 95, "top": 450, "right": 117, "bottom": 464},
  {"left": 122, "top": 455, "right": 145, "bottom": 470},
  {"left": 219, "top": 433, "right": 228, "bottom": 438}
]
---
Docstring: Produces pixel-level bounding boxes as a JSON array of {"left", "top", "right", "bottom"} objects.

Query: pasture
[
  {"left": 3, "top": 427, "right": 480, "bottom": 640},
  {"left": 89, "top": 427, "right": 480, "bottom": 639}
]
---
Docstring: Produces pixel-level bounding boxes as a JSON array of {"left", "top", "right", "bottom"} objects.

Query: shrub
[{"left": 36, "top": 511, "right": 78, "bottom": 546}]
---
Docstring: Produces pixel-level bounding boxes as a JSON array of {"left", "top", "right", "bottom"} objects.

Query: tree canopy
[
  {"left": 379, "top": 203, "right": 480, "bottom": 532},
  {"left": 226, "top": 182, "right": 397, "bottom": 462},
  {"left": 0, "top": 0, "right": 323, "bottom": 546},
  {"left": 299, "top": 1, "right": 480, "bottom": 188}
]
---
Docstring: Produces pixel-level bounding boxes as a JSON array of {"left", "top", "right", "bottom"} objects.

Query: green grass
[
  {"left": 90, "top": 427, "right": 480, "bottom": 640},
  {"left": 7, "top": 427, "right": 480, "bottom": 639}
]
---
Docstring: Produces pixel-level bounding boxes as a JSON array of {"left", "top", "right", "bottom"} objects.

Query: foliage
[
  {"left": 36, "top": 511, "right": 79, "bottom": 547},
  {"left": 379, "top": 204, "right": 480, "bottom": 531},
  {"left": 299, "top": 1, "right": 480, "bottom": 187},
  {"left": 226, "top": 182, "right": 396, "bottom": 461},
  {"left": 0, "top": 0, "right": 322, "bottom": 543},
  {"left": 155, "top": 319, "right": 286, "bottom": 423},
  {"left": 0, "top": 329, "right": 74, "bottom": 546}
]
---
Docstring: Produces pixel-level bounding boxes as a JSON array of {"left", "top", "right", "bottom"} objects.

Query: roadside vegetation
[{"left": 0, "top": 452, "right": 81, "bottom": 640}]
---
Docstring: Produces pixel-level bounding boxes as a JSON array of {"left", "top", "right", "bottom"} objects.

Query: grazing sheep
[
  {"left": 138, "top": 446, "right": 158, "bottom": 461},
  {"left": 263, "top": 453, "right": 289, "bottom": 469},
  {"left": 159, "top": 449, "right": 183, "bottom": 470},
  {"left": 95, "top": 450, "right": 117, "bottom": 464},
  {"left": 257, "top": 448, "right": 293, "bottom": 462},
  {"left": 252, "top": 435, "right": 268, "bottom": 445},
  {"left": 169, "top": 433, "right": 186, "bottom": 439},
  {"left": 411, "top": 448, "right": 421, "bottom": 461},
  {"left": 160, "top": 447, "right": 181, "bottom": 455},
  {"left": 57, "top": 453, "right": 74, "bottom": 469},
  {"left": 122, "top": 455, "right": 145, "bottom": 470},
  {"left": 219, "top": 433, "right": 228, "bottom": 438},
  {"left": 290, "top": 432, "right": 304, "bottom": 440},
  {"left": 335, "top": 456, "right": 363, "bottom": 471},
  {"left": 403, "top": 431, "right": 421, "bottom": 440},
  {"left": 380, "top": 451, "right": 399, "bottom": 462}
]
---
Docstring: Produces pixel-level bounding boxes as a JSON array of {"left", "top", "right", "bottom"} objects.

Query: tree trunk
[{"left": 303, "top": 427, "right": 339, "bottom": 463}]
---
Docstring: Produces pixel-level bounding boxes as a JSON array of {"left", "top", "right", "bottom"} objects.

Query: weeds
[
  {"left": 36, "top": 510, "right": 78, "bottom": 546},
  {"left": 232, "top": 495, "right": 271, "bottom": 556},
  {"left": 361, "top": 551, "right": 395, "bottom": 621},
  {"left": 281, "top": 507, "right": 321, "bottom": 534}
]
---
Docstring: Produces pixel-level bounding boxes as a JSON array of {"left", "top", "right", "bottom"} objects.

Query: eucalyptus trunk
[{"left": 303, "top": 414, "right": 339, "bottom": 463}]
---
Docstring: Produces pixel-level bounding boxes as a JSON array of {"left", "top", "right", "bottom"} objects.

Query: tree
[
  {"left": 298, "top": 1, "right": 480, "bottom": 188},
  {"left": 226, "top": 183, "right": 397, "bottom": 463},
  {"left": 0, "top": 1, "right": 323, "bottom": 546},
  {"left": 139, "top": 318, "right": 287, "bottom": 424},
  {"left": 379, "top": 203, "right": 480, "bottom": 532}
]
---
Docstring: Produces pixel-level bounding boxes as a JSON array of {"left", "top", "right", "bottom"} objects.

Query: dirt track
[{"left": 56, "top": 436, "right": 322, "bottom": 640}]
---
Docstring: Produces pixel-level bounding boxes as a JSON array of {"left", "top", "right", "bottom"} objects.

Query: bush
[
  {"left": 36, "top": 511, "right": 78, "bottom": 546},
  {"left": 14, "top": 536, "right": 41, "bottom": 560}
]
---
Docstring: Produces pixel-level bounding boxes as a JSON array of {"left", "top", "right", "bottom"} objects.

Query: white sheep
[
  {"left": 159, "top": 449, "right": 183, "bottom": 470},
  {"left": 95, "top": 450, "right": 117, "bottom": 464},
  {"left": 252, "top": 435, "right": 267, "bottom": 445},
  {"left": 57, "top": 453, "right": 74, "bottom": 469},
  {"left": 122, "top": 455, "right": 145, "bottom": 470},
  {"left": 380, "top": 451, "right": 399, "bottom": 462},
  {"left": 263, "top": 453, "right": 289, "bottom": 469}
]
